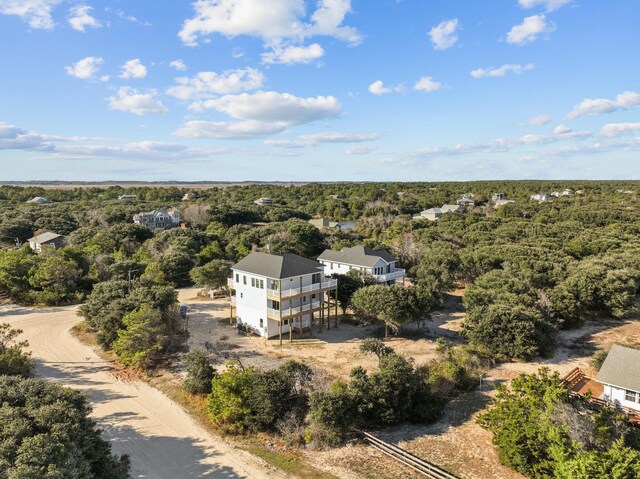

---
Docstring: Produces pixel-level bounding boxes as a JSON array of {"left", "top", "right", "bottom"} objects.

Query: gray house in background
[
  {"left": 308, "top": 218, "right": 356, "bottom": 231},
  {"left": 133, "top": 208, "right": 181, "bottom": 230},
  {"left": 27, "top": 197, "right": 51, "bottom": 204},
  {"left": 28, "top": 232, "right": 65, "bottom": 253}
]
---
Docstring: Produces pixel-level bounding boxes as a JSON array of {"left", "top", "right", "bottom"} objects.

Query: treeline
[{"left": 0, "top": 324, "right": 130, "bottom": 477}]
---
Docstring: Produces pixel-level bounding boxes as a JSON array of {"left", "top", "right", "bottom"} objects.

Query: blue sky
[{"left": 0, "top": 0, "right": 639, "bottom": 181}]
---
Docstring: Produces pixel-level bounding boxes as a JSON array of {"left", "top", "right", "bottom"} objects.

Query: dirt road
[{"left": 0, "top": 303, "right": 285, "bottom": 479}]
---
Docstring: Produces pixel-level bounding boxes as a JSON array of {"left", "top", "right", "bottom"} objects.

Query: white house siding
[
  {"left": 233, "top": 271, "right": 269, "bottom": 336},
  {"left": 319, "top": 258, "right": 399, "bottom": 285},
  {"left": 232, "top": 270, "right": 326, "bottom": 338},
  {"left": 603, "top": 384, "right": 640, "bottom": 411}
]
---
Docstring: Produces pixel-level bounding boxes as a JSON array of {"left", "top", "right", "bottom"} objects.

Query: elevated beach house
[
  {"left": 228, "top": 252, "right": 338, "bottom": 343},
  {"left": 318, "top": 245, "right": 405, "bottom": 286},
  {"left": 28, "top": 231, "right": 65, "bottom": 253}
]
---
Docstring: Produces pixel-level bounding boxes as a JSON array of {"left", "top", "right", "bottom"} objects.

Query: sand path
[{"left": 0, "top": 302, "right": 285, "bottom": 479}]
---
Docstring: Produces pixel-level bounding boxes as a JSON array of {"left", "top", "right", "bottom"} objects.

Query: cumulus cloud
[
  {"left": 368, "top": 80, "right": 403, "bottom": 95},
  {"left": 346, "top": 145, "right": 375, "bottom": 155},
  {"left": 471, "top": 63, "right": 534, "bottom": 78},
  {"left": 68, "top": 5, "right": 101, "bottom": 32},
  {"left": 528, "top": 114, "right": 551, "bottom": 126},
  {"left": 108, "top": 87, "right": 168, "bottom": 116},
  {"left": 553, "top": 124, "right": 572, "bottom": 135},
  {"left": 568, "top": 91, "right": 640, "bottom": 119},
  {"left": 119, "top": 59, "right": 148, "bottom": 79},
  {"left": 265, "top": 131, "right": 381, "bottom": 148},
  {"left": 0, "top": 121, "right": 226, "bottom": 160},
  {"left": 600, "top": 122, "right": 640, "bottom": 138},
  {"left": 167, "top": 68, "right": 265, "bottom": 101},
  {"left": 518, "top": 0, "right": 572, "bottom": 12},
  {"left": 414, "top": 76, "right": 443, "bottom": 92},
  {"left": 0, "top": 0, "right": 62, "bottom": 29},
  {"left": 262, "top": 43, "right": 324, "bottom": 65},
  {"left": 506, "top": 14, "right": 552, "bottom": 45},
  {"left": 300, "top": 132, "right": 381, "bottom": 143},
  {"left": 178, "top": 0, "right": 360, "bottom": 47},
  {"left": 429, "top": 18, "right": 459, "bottom": 50},
  {"left": 170, "top": 59, "right": 187, "bottom": 71},
  {"left": 65, "top": 56, "right": 105, "bottom": 80},
  {"left": 174, "top": 120, "right": 285, "bottom": 139},
  {"left": 193, "top": 91, "right": 341, "bottom": 125}
]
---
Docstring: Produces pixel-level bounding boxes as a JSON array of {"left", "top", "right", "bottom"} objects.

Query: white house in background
[
  {"left": 413, "top": 204, "right": 462, "bottom": 221},
  {"left": 228, "top": 252, "right": 337, "bottom": 342},
  {"left": 118, "top": 194, "right": 137, "bottom": 201},
  {"left": 318, "top": 245, "right": 405, "bottom": 286},
  {"left": 530, "top": 193, "right": 549, "bottom": 202},
  {"left": 562, "top": 188, "right": 575, "bottom": 197},
  {"left": 308, "top": 218, "right": 356, "bottom": 231},
  {"left": 27, "top": 197, "right": 50, "bottom": 204},
  {"left": 494, "top": 199, "right": 516, "bottom": 207},
  {"left": 133, "top": 208, "right": 180, "bottom": 230},
  {"left": 596, "top": 345, "right": 640, "bottom": 412},
  {"left": 254, "top": 198, "right": 274, "bottom": 205},
  {"left": 28, "top": 231, "right": 65, "bottom": 253},
  {"left": 492, "top": 193, "right": 506, "bottom": 202},
  {"left": 456, "top": 193, "right": 476, "bottom": 207}
]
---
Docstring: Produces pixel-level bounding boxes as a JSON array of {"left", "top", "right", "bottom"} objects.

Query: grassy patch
[{"left": 245, "top": 444, "right": 340, "bottom": 479}]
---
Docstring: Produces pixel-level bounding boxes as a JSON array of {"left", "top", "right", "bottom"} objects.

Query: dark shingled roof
[
  {"left": 317, "top": 245, "right": 395, "bottom": 267},
  {"left": 27, "top": 232, "right": 62, "bottom": 244},
  {"left": 232, "top": 252, "right": 323, "bottom": 279},
  {"left": 596, "top": 344, "right": 640, "bottom": 392}
]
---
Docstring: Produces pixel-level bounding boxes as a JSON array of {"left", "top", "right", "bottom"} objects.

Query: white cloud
[
  {"left": 0, "top": 0, "right": 62, "bottom": 29},
  {"left": 300, "top": 132, "right": 381, "bottom": 143},
  {"left": 174, "top": 120, "right": 285, "bottom": 139},
  {"left": 368, "top": 80, "right": 403, "bottom": 95},
  {"left": 178, "top": 0, "right": 360, "bottom": 47},
  {"left": 194, "top": 91, "right": 341, "bottom": 125},
  {"left": 232, "top": 47, "right": 245, "bottom": 58},
  {"left": 471, "top": 63, "right": 534, "bottom": 78},
  {"left": 167, "top": 68, "right": 264, "bottom": 101},
  {"left": 262, "top": 43, "right": 325, "bottom": 65},
  {"left": 108, "top": 87, "right": 168, "bottom": 116},
  {"left": 65, "top": 56, "right": 105, "bottom": 80},
  {"left": 266, "top": 131, "right": 381, "bottom": 148},
  {"left": 553, "top": 124, "right": 572, "bottom": 135},
  {"left": 528, "top": 114, "right": 551, "bottom": 126},
  {"left": 346, "top": 145, "right": 375, "bottom": 155},
  {"left": 506, "top": 14, "right": 552, "bottom": 45},
  {"left": 68, "top": 5, "right": 101, "bottom": 32},
  {"left": 518, "top": 0, "right": 572, "bottom": 12},
  {"left": 600, "top": 122, "right": 640, "bottom": 138},
  {"left": 170, "top": 59, "right": 187, "bottom": 71},
  {"left": 429, "top": 18, "right": 459, "bottom": 50},
  {"left": 0, "top": 121, "right": 226, "bottom": 160},
  {"left": 414, "top": 76, "right": 443, "bottom": 92},
  {"left": 119, "top": 59, "right": 148, "bottom": 79},
  {"left": 568, "top": 91, "right": 640, "bottom": 119}
]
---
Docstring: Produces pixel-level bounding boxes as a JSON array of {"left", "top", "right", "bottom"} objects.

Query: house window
[
  {"left": 251, "top": 277, "right": 256, "bottom": 287},
  {"left": 240, "top": 293, "right": 243, "bottom": 298},
  {"left": 243, "top": 275, "right": 247, "bottom": 285},
  {"left": 283, "top": 319, "right": 289, "bottom": 326},
  {"left": 303, "top": 296, "right": 307, "bottom": 303},
  {"left": 259, "top": 279, "right": 264, "bottom": 289},
  {"left": 330, "top": 262, "right": 334, "bottom": 270},
  {"left": 259, "top": 318, "right": 263, "bottom": 328},
  {"left": 235, "top": 273, "right": 239, "bottom": 282},
  {"left": 269, "top": 280, "right": 278, "bottom": 290},
  {"left": 626, "top": 390, "right": 638, "bottom": 402},
  {"left": 272, "top": 301, "right": 280, "bottom": 311},
  {"left": 312, "top": 273, "right": 320, "bottom": 284}
]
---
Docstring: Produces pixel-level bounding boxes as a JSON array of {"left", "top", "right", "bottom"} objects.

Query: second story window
[{"left": 312, "top": 273, "right": 320, "bottom": 284}]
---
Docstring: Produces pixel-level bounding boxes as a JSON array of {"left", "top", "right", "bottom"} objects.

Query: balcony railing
[
  {"left": 374, "top": 269, "right": 406, "bottom": 282},
  {"left": 267, "top": 300, "right": 323, "bottom": 319},
  {"left": 267, "top": 279, "right": 337, "bottom": 299}
]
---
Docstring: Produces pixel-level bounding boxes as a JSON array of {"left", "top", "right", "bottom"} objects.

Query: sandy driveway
[{"left": 0, "top": 303, "right": 285, "bottom": 479}]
